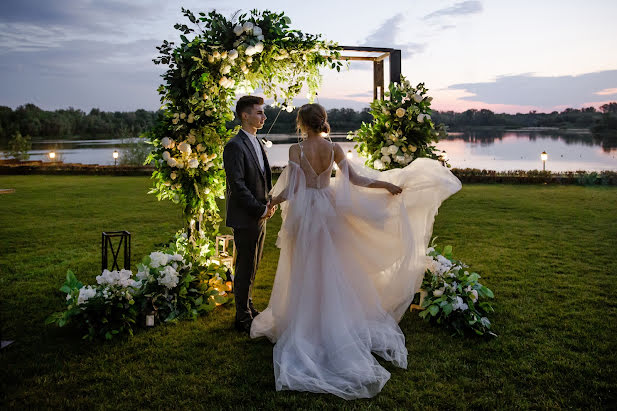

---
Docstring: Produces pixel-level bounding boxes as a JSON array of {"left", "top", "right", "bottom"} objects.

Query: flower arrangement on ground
[
  {"left": 418, "top": 244, "right": 496, "bottom": 336},
  {"left": 47, "top": 243, "right": 233, "bottom": 340},
  {"left": 350, "top": 76, "right": 448, "bottom": 170}
]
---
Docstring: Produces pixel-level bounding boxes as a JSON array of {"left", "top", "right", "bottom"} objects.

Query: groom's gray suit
[{"left": 223, "top": 129, "right": 272, "bottom": 329}]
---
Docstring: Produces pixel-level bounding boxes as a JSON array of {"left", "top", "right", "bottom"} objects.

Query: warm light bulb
[
  {"left": 49, "top": 151, "right": 56, "bottom": 159},
  {"left": 541, "top": 151, "right": 548, "bottom": 161},
  {"left": 113, "top": 150, "right": 119, "bottom": 159},
  {"left": 346, "top": 150, "right": 352, "bottom": 159}
]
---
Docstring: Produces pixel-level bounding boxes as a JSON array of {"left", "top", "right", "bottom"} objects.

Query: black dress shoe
[
  {"left": 249, "top": 301, "right": 260, "bottom": 318},
  {"left": 234, "top": 319, "right": 252, "bottom": 335}
]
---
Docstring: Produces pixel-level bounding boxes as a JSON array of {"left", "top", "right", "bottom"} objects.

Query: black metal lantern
[{"left": 102, "top": 231, "right": 131, "bottom": 271}]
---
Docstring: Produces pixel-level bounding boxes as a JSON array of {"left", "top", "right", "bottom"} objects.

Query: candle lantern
[
  {"left": 213, "top": 234, "right": 235, "bottom": 292},
  {"left": 101, "top": 231, "right": 131, "bottom": 272}
]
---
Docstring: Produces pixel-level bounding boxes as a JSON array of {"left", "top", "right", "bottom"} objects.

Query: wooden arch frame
[{"left": 337, "top": 46, "right": 402, "bottom": 101}]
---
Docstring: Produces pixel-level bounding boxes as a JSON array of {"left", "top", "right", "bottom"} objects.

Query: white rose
[
  {"left": 417, "top": 114, "right": 425, "bottom": 122},
  {"left": 186, "top": 134, "right": 196, "bottom": 144},
  {"left": 470, "top": 289, "right": 479, "bottom": 302},
  {"left": 381, "top": 155, "right": 391, "bottom": 164},
  {"left": 395, "top": 155, "right": 405, "bottom": 163},
  {"left": 373, "top": 159, "right": 384, "bottom": 170},
  {"left": 388, "top": 144, "right": 398, "bottom": 155},
  {"left": 176, "top": 159, "right": 185, "bottom": 169},
  {"left": 204, "top": 187, "right": 211, "bottom": 195},
  {"left": 161, "top": 137, "right": 174, "bottom": 149},
  {"left": 254, "top": 42, "right": 264, "bottom": 53},
  {"left": 246, "top": 56, "right": 253, "bottom": 64},
  {"left": 188, "top": 158, "right": 199, "bottom": 168},
  {"left": 252, "top": 26, "right": 262, "bottom": 36},
  {"left": 256, "top": 35, "right": 264, "bottom": 41},
  {"left": 433, "top": 289, "right": 444, "bottom": 297},
  {"left": 233, "top": 25, "right": 244, "bottom": 36},
  {"left": 395, "top": 108, "right": 406, "bottom": 118},
  {"left": 242, "top": 21, "right": 254, "bottom": 32},
  {"left": 380, "top": 147, "right": 389, "bottom": 156},
  {"left": 170, "top": 171, "right": 177, "bottom": 180},
  {"left": 162, "top": 151, "right": 171, "bottom": 161},
  {"left": 425, "top": 114, "right": 431, "bottom": 121},
  {"left": 220, "top": 65, "right": 231, "bottom": 75},
  {"left": 187, "top": 114, "right": 194, "bottom": 124},
  {"left": 285, "top": 105, "right": 294, "bottom": 113},
  {"left": 245, "top": 45, "right": 256, "bottom": 56},
  {"left": 412, "top": 93, "right": 423, "bottom": 103},
  {"left": 167, "top": 158, "right": 178, "bottom": 168},
  {"left": 228, "top": 49, "right": 238, "bottom": 60},
  {"left": 178, "top": 142, "right": 192, "bottom": 154}
]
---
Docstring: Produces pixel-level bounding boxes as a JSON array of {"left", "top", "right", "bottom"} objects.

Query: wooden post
[{"left": 373, "top": 60, "right": 384, "bottom": 100}]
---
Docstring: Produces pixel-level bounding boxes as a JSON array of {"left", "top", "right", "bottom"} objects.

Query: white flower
[
  {"left": 285, "top": 105, "right": 294, "bottom": 113},
  {"left": 178, "top": 142, "right": 192, "bottom": 154},
  {"left": 417, "top": 113, "right": 426, "bottom": 122},
  {"left": 427, "top": 247, "right": 435, "bottom": 254},
  {"left": 425, "top": 114, "right": 431, "bottom": 121},
  {"left": 395, "top": 108, "right": 406, "bottom": 117},
  {"left": 162, "top": 151, "right": 171, "bottom": 161},
  {"left": 203, "top": 187, "right": 211, "bottom": 194},
  {"left": 233, "top": 25, "right": 244, "bottom": 36},
  {"left": 188, "top": 158, "right": 199, "bottom": 168},
  {"left": 470, "top": 289, "right": 479, "bottom": 302},
  {"left": 242, "top": 21, "right": 254, "bottom": 32},
  {"left": 228, "top": 49, "right": 238, "bottom": 60},
  {"left": 254, "top": 42, "right": 264, "bottom": 53},
  {"left": 395, "top": 155, "right": 405, "bottom": 163},
  {"left": 388, "top": 144, "right": 398, "bottom": 155},
  {"left": 220, "top": 65, "right": 231, "bottom": 75},
  {"left": 187, "top": 113, "right": 194, "bottom": 123},
  {"left": 207, "top": 55, "right": 215, "bottom": 63},
  {"left": 246, "top": 56, "right": 253, "bottom": 64},
  {"left": 161, "top": 137, "right": 174, "bottom": 149},
  {"left": 256, "top": 35, "right": 264, "bottom": 41},
  {"left": 433, "top": 289, "right": 444, "bottom": 297},
  {"left": 252, "top": 26, "right": 262, "bottom": 36},
  {"left": 167, "top": 158, "right": 178, "bottom": 168},
  {"left": 149, "top": 251, "right": 170, "bottom": 268},
  {"left": 176, "top": 159, "right": 185, "bottom": 169},
  {"left": 170, "top": 171, "right": 177, "bottom": 180},
  {"left": 412, "top": 93, "right": 423, "bottom": 103},
  {"left": 158, "top": 266, "right": 179, "bottom": 289},
  {"left": 77, "top": 286, "right": 97, "bottom": 305},
  {"left": 381, "top": 155, "right": 391, "bottom": 164},
  {"left": 170, "top": 254, "right": 184, "bottom": 262},
  {"left": 373, "top": 159, "right": 384, "bottom": 170},
  {"left": 245, "top": 45, "right": 256, "bottom": 56}
]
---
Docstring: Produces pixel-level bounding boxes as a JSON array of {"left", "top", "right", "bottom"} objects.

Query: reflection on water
[{"left": 2, "top": 129, "right": 616, "bottom": 171}]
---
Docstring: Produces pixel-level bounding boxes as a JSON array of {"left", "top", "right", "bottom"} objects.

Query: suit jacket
[{"left": 223, "top": 129, "right": 273, "bottom": 229}]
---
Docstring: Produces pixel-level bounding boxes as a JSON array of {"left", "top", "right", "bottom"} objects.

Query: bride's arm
[
  {"left": 333, "top": 144, "right": 402, "bottom": 195},
  {"left": 270, "top": 144, "right": 302, "bottom": 206}
]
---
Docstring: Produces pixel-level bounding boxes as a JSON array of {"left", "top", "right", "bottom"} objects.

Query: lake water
[{"left": 4, "top": 129, "right": 617, "bottom": 172}]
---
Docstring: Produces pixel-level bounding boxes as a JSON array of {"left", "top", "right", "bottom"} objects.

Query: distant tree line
[
  {"left": 0, "top": 104, "right": 161, "bottom": 141},
  {"left": 1, "top": 102, "right": 616, "bottom": 142}
]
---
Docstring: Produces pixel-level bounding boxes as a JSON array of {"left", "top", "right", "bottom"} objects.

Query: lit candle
[{"left": 145, "top": 314, "right": 155, "bottom": 327}]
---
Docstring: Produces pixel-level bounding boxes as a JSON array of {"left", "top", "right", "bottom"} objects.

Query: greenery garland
[
  {"left": 350, "top": 76, "right": 448, "bottom": 170},
  {"left": 144, "top": 8, "right": 341, "bottom": 261}
]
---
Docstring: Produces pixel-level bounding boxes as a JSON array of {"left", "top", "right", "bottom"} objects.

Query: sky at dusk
[{"left": 1, "top": 0, "right": 616, "bottom": 114}]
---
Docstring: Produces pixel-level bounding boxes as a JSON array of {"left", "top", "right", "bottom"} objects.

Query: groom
[{"left": 223, "top": 95, "right": 276, "bottom": 334}]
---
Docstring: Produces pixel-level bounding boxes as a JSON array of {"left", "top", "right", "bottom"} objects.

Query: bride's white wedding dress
[{"left": 251, "top": 142, "right": 461, "bottom": 399}]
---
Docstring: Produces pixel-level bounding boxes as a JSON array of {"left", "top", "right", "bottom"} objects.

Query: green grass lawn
[{"left": 1, "top": 175, "right": 616, "bottom": 409}]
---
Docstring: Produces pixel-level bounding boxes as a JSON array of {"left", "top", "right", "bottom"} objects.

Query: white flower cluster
[
  {"left": 158, "top": 265, "right": 180, "bottom": 289},
  {"left": 77, "top": 286, "right": 97, "bottom": 305},
  {"left": 96, "top": 269, "right": 138, "bottom": 288},
  {"left": 149, "top": 251, "right": 184, "bottom": 268}
]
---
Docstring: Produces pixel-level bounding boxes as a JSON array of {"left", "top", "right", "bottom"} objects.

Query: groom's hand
[{"left": 265, "top": 203, "right": 277, "bottom": 219}]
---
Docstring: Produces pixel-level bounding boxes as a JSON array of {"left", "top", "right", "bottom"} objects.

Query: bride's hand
[{"left": 385, "top": 183, "right": 402, "bottom": 195}]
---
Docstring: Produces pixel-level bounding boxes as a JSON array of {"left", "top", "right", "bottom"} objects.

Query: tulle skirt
[{"left": 251, "top": 158, "right": 462, "bottom": 399}]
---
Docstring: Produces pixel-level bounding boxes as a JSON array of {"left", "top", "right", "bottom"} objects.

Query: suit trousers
[{"left": 233, "top": 220, "right": 266, "bottom": 323}]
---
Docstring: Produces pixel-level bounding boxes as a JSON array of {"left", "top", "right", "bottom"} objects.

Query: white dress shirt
[
  {"left": 242, "top": 129, "right": 264, "bottom": 172},
  {"left": 241, "top": 129, "right": 268, "bottom": 218}
]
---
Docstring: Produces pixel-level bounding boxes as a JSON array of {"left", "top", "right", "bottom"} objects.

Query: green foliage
[
  {"left": 350, "top": 76, "right": 447, "bottom": 170},
  {"left": 419, "top": 243, "right": 496, "bottom": 337},
  {"left": 146, "top": 7, "right": 342, "bottom": 261},
  {"left": 5, "top": 131, "right": 32, "bottom": 160},
  {"left": 118, "top": 138, "right": 152, "bottom": 166}
]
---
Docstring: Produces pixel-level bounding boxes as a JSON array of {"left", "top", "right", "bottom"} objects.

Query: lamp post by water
[
  {"left": 113, "top": 150, "right": 119, "bottom": 166},
  {"left": 541, "top": 151, "right": 548, "bottom": 171},
  {"left": 346, "top": 150, "right": 353, "bottom": 159},
  {"left": 48, "top": 151, "right": 56, "bottom": 161}
]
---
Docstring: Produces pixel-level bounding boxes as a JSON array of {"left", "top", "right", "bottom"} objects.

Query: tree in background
[{"left": 5, "top": 131, "right": 32, "bottom": 161}]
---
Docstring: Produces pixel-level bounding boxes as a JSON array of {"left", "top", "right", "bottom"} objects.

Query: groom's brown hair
[{"left": 236, "top": 95, "right": 264, "bottom": 119}]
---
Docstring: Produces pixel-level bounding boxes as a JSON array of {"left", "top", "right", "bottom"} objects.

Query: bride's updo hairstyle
[{"left": 296, "top": 104, "right": 330, "bottom": 136}]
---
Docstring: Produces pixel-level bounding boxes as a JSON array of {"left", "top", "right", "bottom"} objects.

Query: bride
[{"left": 250, "top": 103, "right": 461, "bottom": 399}]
